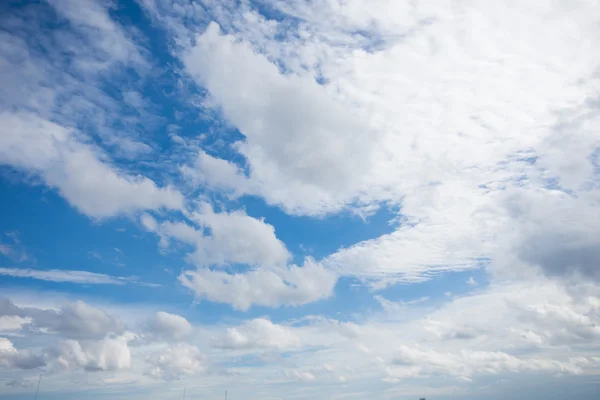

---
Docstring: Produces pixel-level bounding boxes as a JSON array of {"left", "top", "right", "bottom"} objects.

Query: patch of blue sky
[
  {"left": 242, "top": 197, "right": 399, "bottom": 262},
  {"left": 0, "top": 176, "right": 392, "bottom": 325},
  {"left": 2, "top": 167, "right": 486, "bottom": 325}
]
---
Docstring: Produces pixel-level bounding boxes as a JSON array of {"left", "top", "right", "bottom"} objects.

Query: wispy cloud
[
  {"left": 0, "top": 231, "right": 31, "bottom": 263},
  {"left": 0, "top": 267, "right": 152, "bottom": 286}
]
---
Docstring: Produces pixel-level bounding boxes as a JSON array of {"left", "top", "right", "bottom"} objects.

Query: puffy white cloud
[
  {"left": 50, "top": 332, "right": 136, "bottom": 372},
  {"left": 182, "top": 22, "right": 376, "bottom": 216},
  {"left": 0, "top": 112, "right": 183, "bottom": 218},
  {"left": 179, "top": 258, "right": 337, "bottom": 311},
  {"left": 186, "top": 202, "right": 291, "bottom": 268},
  {"left": 43, "top": 301, "right": 125, "bottom": 340},
  {"left": 211, "top": 318, "right": 301, "bottom": 350},
  {"left": 0, "top": 298, "right": 123, "bottom": 340},
  {"left": 143, "top": 202, "right": 290, "bottom": 268},
  {"left": 0, "top": 338, "right": 46, "bottom": 370},
  {"left": 142, "top": 204, "right": 336, "bottom": 310},
  {"left": 180, "top": 150, "right": 252, "bottom": 196},
  {"left": 146, "top": 343, "right": 207, "bottom": 380},
  {"left": 146, "top": 312, "right": 192, "bottom": 341}
]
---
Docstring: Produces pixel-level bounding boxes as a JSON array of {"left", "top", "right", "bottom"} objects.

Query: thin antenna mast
[
  {"left": 225, "top": 390, "right": 227, "bottom": 400},
  {"left": 183, "top": 387, "right": 186, "bottom": 400},
  {"left": 34, "top": 373, "right": 42, "bottom": 400}
]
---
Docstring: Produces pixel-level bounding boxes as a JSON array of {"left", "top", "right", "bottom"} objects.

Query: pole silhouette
[{"left": 34, "top": 373, "right": 42, "bottom": 400}]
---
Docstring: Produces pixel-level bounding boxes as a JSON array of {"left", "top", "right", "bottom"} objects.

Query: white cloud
[
  {"left": 491, "top": 188, "right": 600, "bottom": 283},
  {"left": 186, "top": 202, "right": 291, "bottom": 268},
  {"left": 1, "top": 281, "right": 599, "bottom": 397},
  {"left": 0, "top": 298, "right": 124, "bottom": 340},
  {"left": 143, "top": 204, "right": 336, "bottom": 310},
  {"left": 284, "top": 368, "right": 316, "bottom": 382},
  {"left": 467, "top": 277, "right": 478, "bottom": 287},
  {"left": 146, "top": 312, "right": 192, "bottom": 341},
  {"left": 323, "top": 182, "right": 494, "bottom": 286},
  {"left": 51, "top": 332, "right": 136, "bottom": 372},
  {"left": 146, "top": 343, "right": 207, "bottom": 380},
  {"left": 46, "top": 0, "right": 147, "bottom": 73},
  {"left": 0, "top": 337, "right": 46, "bottom": 370},
  {"left": 0, "top": 111, "right": 183, "bottom": 218},
  {"left": 0, "top": 267, "right": 141, "bottom": 286},
  {"left": 0, "top": 0, "right": 180, "bottom": 220},
  {"left": 374, "top": 295, "right": 429, "bottom": 315},
  {"left": 2, "top": 0, "right": 600, "bottom": 397},
  {"left": 143, "top": 202, "right": 290, "bottom": 268},
  {"left": 43, "top": 301, "right": 125, "bottom": 340},
  {"left": 283, "top": 365, "right": 348, "bottom": 384},
  {"left": 182, "top": 22, "right": 377, "bottom": 216},
  {"left": 0, "top": 232, "right": 29, "bottom": 263},
  {"left": 387, "top": 345, "right": 589, "bottom": 381},
  {"left": 508, "top": 300, "right": 600, "bottom": 346},
  {"left": 5, "top": 376, "right": 38, "bottom": 388},
  {"left": 211, "top": 318, "right": 301, "bottom": 350},
  {"left": 180, "top": 150, "right": 252, "bottom": 196},
  {"left": 0, "top": 316, "right": 31, "bottom": 333},
  {"left": 179, "top": 258, "right": 337, "bottom": 311},
  {"left": 171, "top": 0, "right": 600, "bottom": 289}
]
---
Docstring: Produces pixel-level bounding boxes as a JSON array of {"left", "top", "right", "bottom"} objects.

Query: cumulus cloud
[
  {"left": 1, "top": 299, "right": 139, "bottom": 374},
  {"left": 142, "top": 204, "right": 336, "bottom": 310},
  {"left": 211, "top": 318, "right": 301, "bottom": 350},
  {"left": 146, "top": 312, "right": 192, "bottom": 341},
  {"left": 42, "top": 301, "right": 125, "bottom": 340},
  {"left": 146, "top": 343, "right": 207, "bottom": 380},
  {"left": 50, "top": 332, "right": 136, "bottom": 372},
  {"left": 179, "top": 258, "right": 337, "bottom": 311},
  {"left": 186, "top": 202, "right": 291, "bottom": 268},
  {"left": 182, "top": 22, "right": 376, "bottom": 215},
  {"left": 180, "top": 150, "right": 252, "bottom": 196},
  {"left": 142, "top": 202, "right": 290, "bottom": 268},
  {"left": 0, "top": 338, "right": 46, "bottom": 370},
  {"left": 0, "top": 298, "right": 123, "bottom": 340}
]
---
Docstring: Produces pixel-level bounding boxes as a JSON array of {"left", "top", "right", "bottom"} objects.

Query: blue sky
[{"left": 1, "top": 0, "right": 600, "bottom": 399}]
